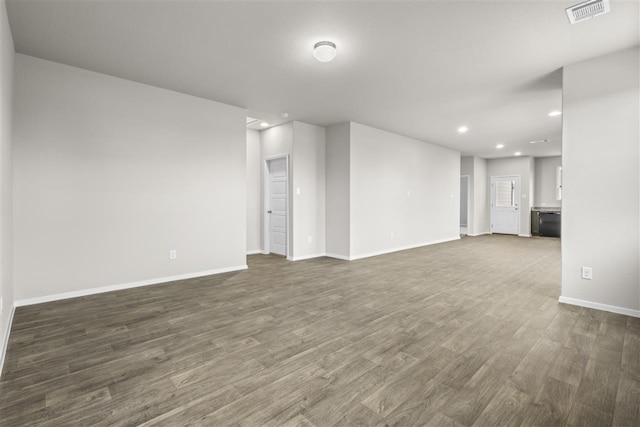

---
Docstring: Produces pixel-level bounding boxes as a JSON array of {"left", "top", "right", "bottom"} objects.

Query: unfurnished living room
[{"left": 0, "top": 0, "right": 639, "bottom": 426}]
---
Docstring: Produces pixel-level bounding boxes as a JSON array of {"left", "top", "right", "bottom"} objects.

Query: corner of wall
[{"left": 0, "top": 0, "right": 15, "bottom": 377}]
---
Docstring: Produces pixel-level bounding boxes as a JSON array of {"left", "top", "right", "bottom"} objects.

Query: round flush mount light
[
  {"left": 457, "top": 126, "right": 468, "bottom": 134},
  {"left": 314, "top": 41, "right": 337, "bottom": 62},
  {"left": 514, "top": 151, "right": 522, "bottom": 156},
  {"left": 496, "top": 144, "right": 504, "bottom": 149},
  {"left": 548, "top": 110, "right": 562, "bottom": 117},
  {"left": 260, "top": 122, "right": 269, "bottom": 128}
]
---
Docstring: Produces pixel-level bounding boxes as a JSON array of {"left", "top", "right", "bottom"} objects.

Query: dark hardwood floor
[{"left": 1, "top": 235, "right": 638, "bottom": 426}]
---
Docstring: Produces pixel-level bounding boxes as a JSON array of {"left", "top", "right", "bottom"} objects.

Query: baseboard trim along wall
[
  {"left": 0, "top": 306, "right": 16, "bottom": 378},
  {"left": 290, "top": 253, "right": 326, "bottom": 261},
  {"left": 467, "top": 232, "right": 491, "bottom": 237},
  {"left": 14, "top": 265, "right": 248, "bottom": 307},
  {"left": 324, "top": 253, "right": 351, "bottom": 261},
  {"left": 559, "top": 296, "right": 640, "bottom": 318},
  {"left": 246, "top": 250, "right": 262, "bottom": 255},
  {"left": 324, "top": 237, "right": 460, "bottom": 262}
]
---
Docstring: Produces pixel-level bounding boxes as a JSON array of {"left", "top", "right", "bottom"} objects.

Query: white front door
[
  {"left": 491, "top": 176, "right": 520, "bottom": 235},
  {"left": 268, "top": 158, "right": 287, "bottom": 256}
]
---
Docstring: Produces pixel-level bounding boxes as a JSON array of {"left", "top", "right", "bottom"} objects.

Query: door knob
[{"left": 267, "top": 210, "right": 272, "bottom": 214}]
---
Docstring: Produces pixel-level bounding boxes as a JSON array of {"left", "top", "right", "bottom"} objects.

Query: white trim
[
  {"left": 559, "top": 296, "right": 640, "bottom": 318},
  {"left": 263, "top": 155, "right": 291, "bottom": 259},
  {"left": 246, "top": 249, "right": 262, "bottom": 255},
  {"left": 290, "top": 253, "right": 326, "bottom": 261},
  {"left": 325, "top": 253, "right": 351, "bottom": 261},
  {"left": 14, "top": 265, "right": 248, "bottom": 307},
  {"left": 0, "top": 305, "right": 16, "bottom": 378},
  {"left": 349, "top": 236, "right": 460, "bottom": 261},
  {"left": 518, "top": 234, "right": 531, "bottom": 238},
  {"left": 260, "top": 250, "right": 269, "bottom": 255},
  {"left": 467, "top": 232, "right": 491, "bottom": 237}
]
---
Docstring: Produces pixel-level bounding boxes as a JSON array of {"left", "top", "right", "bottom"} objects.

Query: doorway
[
  {"left": 264, "top": 156, "right": 289, "bottom": 256},
  {"left": 491, "top": 175, "right": 520, "bottom": 235},
  {"left": 460, "top": 175, "right": 469, "bottom": 235}
]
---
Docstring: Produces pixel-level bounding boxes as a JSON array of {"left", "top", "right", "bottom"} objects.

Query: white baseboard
[
  {"left": 246, "top": 250, "right": 262, "bottom": 255},
  {"left": 0, "top": 305, "right": 16, "bottom": 378},
  {"left": 467, "top": 232, "right": 491, "bottom": 237},
  {"left": 518, "top": 234, "right": 532, "bottom": 238},
  {"left": 14, "top": 265, "right": 248, "bottom": 307},
  {"left": 290, "top": 253, "right": 326, "bottom": 261},
  {"left": 349, "top": 236, "right": 460, "bottom": 261},
  {"left": 559, "top": 296, "right": 640, "bottom": 318},
  {"left": 325, "top": 253, "right": 351, "bottom": 261}
]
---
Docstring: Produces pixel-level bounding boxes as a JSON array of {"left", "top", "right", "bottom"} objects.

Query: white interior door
[
  {"left": 268, "top": 158, "right": 287, "bottom": 256},
  {"left": 491, "top": 176, "right": 520, "bottom": 235}
]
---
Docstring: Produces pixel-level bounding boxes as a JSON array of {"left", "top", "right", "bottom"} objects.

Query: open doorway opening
[{"left": 460, "top": 175, "right": 470, "bottom": 236}]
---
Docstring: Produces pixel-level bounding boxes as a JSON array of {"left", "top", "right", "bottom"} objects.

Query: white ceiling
[{"left": 6, "top": 0, "right": 639, "bottom": 158}]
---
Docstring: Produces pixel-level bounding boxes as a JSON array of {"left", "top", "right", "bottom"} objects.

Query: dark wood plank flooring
[{"left": 1, "top": 235, "right": 639, "bottom": 426}]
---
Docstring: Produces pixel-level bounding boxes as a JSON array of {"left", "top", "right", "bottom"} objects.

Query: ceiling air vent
[{"left": 566, "top": 0, "right": 610, "bottom": 24}]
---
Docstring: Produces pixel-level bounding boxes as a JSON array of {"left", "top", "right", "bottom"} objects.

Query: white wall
[
  {"left": 561, "top": 47, "right": 639, "bottom": 315},
  {"left": 260, "top": 121, "right": 326, "bottom": 260},
  {"left": 291, "top": 122, "right": 325, "bottom": 260},
  {"left": 487, "top": 156, "right": 534, "bottom": 237},
  {"left": 13, "top": 55, "right": 247, "bottom": 302},
  {"left": 460, "top": 156, "right": 490, "bottom": 237},
  {"left": 349, "top": 122, "right": 460, "bottom": 259},
  {"left": 246, "top": 129, "right": 261, "bottom": 253},
  {"left": 325, "top": 122, "right": 350, "bottom": 258},
  {"left": 534, "top": 156, "right": 562, "bottom": 208},
  {"left": 473, "top": 157, "right": 490, "bottom": 235},
  {"left": 0, "top": 0, "right": 15, "bottom": 374}
]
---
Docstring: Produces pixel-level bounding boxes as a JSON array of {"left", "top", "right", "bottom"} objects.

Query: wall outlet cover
[{"left": 581, "top": 267, "right": 593, "bottom": 280}]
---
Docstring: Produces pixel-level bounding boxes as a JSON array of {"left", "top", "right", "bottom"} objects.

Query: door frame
[
  {"left": 263, "top": 154, "right": 291, "bottom": 259},
  {"left": 460, "top": 175, "right": 470, "bottom": 232},
  {"left": 490, "top": 175, "right": 521, "bottom": 235}
]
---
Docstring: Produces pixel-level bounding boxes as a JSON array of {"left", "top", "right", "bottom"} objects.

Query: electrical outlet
[
  {"left": 170, "top": 250, "right": 177, "bottom": 260},
  {"left": 581, "top": 267, "right": 592, "bottom": 280}
]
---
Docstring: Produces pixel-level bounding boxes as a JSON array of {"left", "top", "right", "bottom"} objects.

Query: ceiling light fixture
[
  {"left": 457, "top": 126, "right": 468, "bottom": 134},
  {"left": 529, "top": 139, "right": 550, "bottom": 144},
  {"left": 260, "top": 122, "right": 269, "bottom": 128},
  {"left": 548, "top": 110, "right": 562, "bottom": 117},
  {"left": 496, "top": 144, "right": 504, "bottom": 149},
  {"left": 313, "top": 41, "right": 337, "bottom": 63},
  {"left": 514, "top": 152, "right": 522, "bottom": 156}
]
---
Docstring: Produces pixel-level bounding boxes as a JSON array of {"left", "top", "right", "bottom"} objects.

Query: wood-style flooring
[{"left": 1, "top": 235, "right": 639, "bottom": 426}]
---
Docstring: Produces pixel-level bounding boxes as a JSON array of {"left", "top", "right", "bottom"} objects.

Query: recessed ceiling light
[
  {"left": 457, "top": 126, "right": 468, "bottom": 134},
  {"left": 260, "top": 122, "right": 269, "bottom": 128},
  {"left": 496, "top": 144, "right": 504, "bottom": 149},
  {"left": 514, "top": 152, "right": 522, "bottom": 156},
  {"left": 314, "top": 41, "right": 337, "bottom": 62},
  {"left": 529, "top": 139, "right": 550, "bottom": 144},
  {"left": 548, "top": 111, "right": 562, "bottom": 117}
]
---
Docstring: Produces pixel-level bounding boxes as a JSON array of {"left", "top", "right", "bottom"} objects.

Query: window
[{"left": 496, "top": 180, "right": 515, "bottom": 207}]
